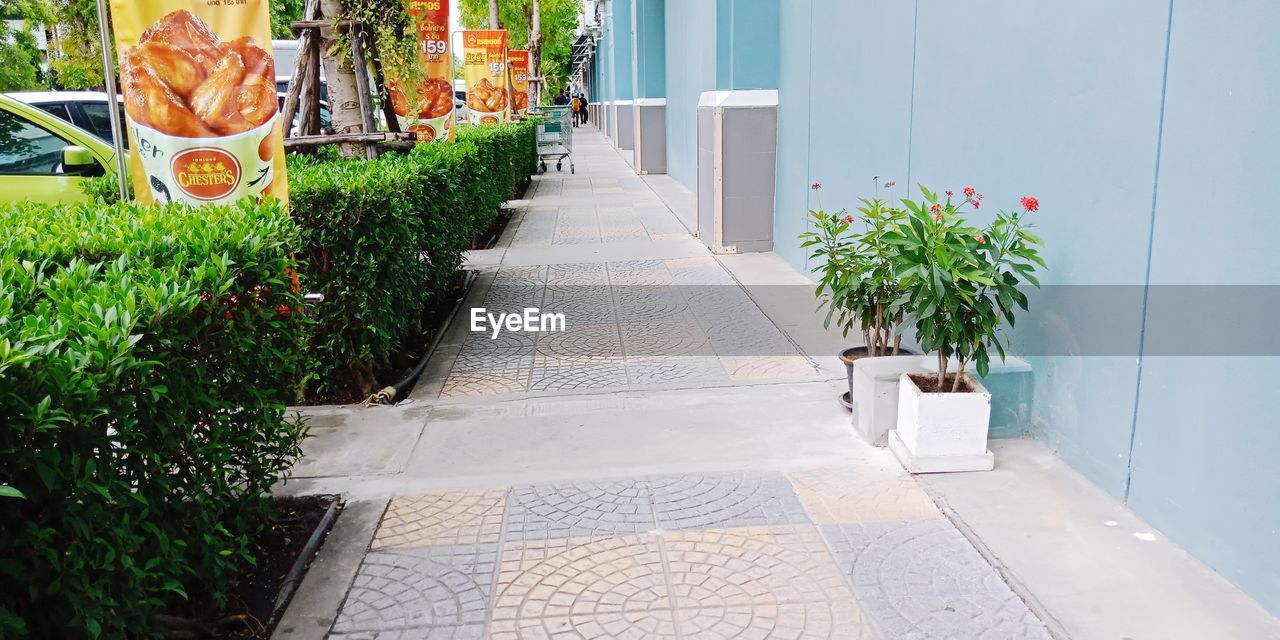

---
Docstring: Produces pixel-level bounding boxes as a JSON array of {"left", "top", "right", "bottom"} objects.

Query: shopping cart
[{"left": 531, "top": 105, "right": 574, "bottom": 174}]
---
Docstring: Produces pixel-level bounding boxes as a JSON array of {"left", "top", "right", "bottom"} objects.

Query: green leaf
[{"left": 0, "top": 485, "right": 24, "bottom": 499}]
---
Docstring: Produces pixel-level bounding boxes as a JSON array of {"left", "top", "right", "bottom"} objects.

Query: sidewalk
[{"left": 273, "top": 129, "right": 1052, "bottom": 639}]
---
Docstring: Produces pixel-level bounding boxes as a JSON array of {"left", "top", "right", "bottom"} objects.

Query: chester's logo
[{"left": 171, "top": 147, "right": 241, "bottom": 201}]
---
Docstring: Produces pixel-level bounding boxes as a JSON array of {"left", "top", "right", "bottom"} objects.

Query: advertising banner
[
  {"left": 508, "top": 49, "right": 529, "bottom": 114},
  {"left": 108, "top": 3, "right": 286, "bottom": 206},
  {"left": 390, "top": 0, "right": 454, "bottom": 142},
  {"left": 462, "top": 30, "right": 509, "bottom": 125}
]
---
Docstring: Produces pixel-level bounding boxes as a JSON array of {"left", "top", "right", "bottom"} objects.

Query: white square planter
[
  {"left": 851, "top": 356, "right": 930, "bottom": 447},
  {"left": 888, "top": 373, "right": 995, "bottom": 473}
]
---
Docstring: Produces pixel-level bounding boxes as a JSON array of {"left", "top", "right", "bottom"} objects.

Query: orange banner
[
  {"left": 391, "top": 0, "right": 454, "bottom": 142},
  {"left": 108, "top": 2, "right": 286, "bottom": 206},
  {"left": 463, "top": 30, "right": 509, "bottom": 125},
  {"left": 508, "top": 50, "right": 529, "bottom": 114}
]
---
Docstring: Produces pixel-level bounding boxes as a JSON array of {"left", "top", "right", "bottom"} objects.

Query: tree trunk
[
  {"left": 528, "top": 0, "right": 543, "bottom": 105},
  {"left": 488, "top": 0, "right": 502, "bottom": 28},
  {"left": 318, "top": 0, "right": 366, "bottom": 158}
]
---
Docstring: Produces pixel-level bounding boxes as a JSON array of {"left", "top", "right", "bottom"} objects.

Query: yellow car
[{"left": 0, "top": 93, "right": 120, "bottom": 204}]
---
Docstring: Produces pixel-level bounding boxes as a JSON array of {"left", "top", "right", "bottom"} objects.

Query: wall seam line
[
  {"left": 803, "top": 0, "right": 815, "bottom": 272},
  {"left": 1125, "top": 0, "right": 1176, "bottom": 503},
  {"left": 905, "top": 0, "right": 919, "bottom": 191}
]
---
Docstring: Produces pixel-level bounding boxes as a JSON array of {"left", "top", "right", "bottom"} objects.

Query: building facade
[{"left": 579, "top": 0, "right": 1280, "bottom": 618}]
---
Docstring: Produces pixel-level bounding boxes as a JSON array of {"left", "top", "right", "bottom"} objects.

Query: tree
[
  {"left": 0, "top": 17, "right": 45, "bottom": 91},
  {"left": 14, "top": 0, "right": 106, "bottom": 90},
  {"left": 269, "top": 0, "right": 307, "bottom": 38},
  {"left": 459, "top": 0, "right": 580, "bottom": 104}
]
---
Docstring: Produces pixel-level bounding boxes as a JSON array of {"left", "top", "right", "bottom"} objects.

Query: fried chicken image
[
  {"left": 122, "top": 10, "right": 277, "bottom": 138},
  {"left": 389, "top": 77, "right": 454, "bottom": 119},
  {"left": 467, "top": 78, "right": 508, "bottom": 113}
]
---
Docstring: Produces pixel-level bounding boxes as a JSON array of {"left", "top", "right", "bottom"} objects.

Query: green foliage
[
  {"left": 20, "top": 0, "right": 107, "bottom": 90},
  {"left": 0, "top": 199, "right": 311, "bottom": 638},
  {"left": 269, "top": 0, "right": 307, "bottom": 38},
  {"left": 287, "top": 120, "right": 537, "bottom": 398},
  {"left": 886, "top": 186, "right": 1047, "bottom": 389},
  {"left": 800, "top": 192, "right": 908, "bottom": 355},
  {"left": 0, "top": 19, "right": 45, "bottom": 91},
  {"left": 79, "top": 172, "right": 132, "bottom": 204}
]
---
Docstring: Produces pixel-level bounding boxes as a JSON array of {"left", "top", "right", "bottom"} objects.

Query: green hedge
[
  {"left": 0, "top": 121, "right": 536, "bottom": 636},
  {"left": 0, "top": 200, "right": 310, "bottom": 638},
  {"left": 289, "top": 121, "right": 536, "bottom": 397}
]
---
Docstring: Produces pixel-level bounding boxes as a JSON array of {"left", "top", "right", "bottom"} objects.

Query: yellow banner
[
  {"left": 108, "top": 2, "right": 286, "bottom": 206},
  {"left": 390, "top": 0, "right": 454, "bottom": 142},
  {"left": 463, "top": 30, "right": 508, "bottom": 125},
  {"left": 508, "top": 50, "right": 530, "bottom": 114}
]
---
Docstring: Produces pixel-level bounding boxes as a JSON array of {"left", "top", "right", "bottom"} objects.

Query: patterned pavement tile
[
  {"left": 820, "top": 521, "right": 1051, "bottom": 640},
  {"left": 495, "top": 266, "right": 548, "bottom": 287},
  {"left": 625, "top": 357, "right": 730, "bottom": 386},
  {"left": 614, "top": 290, "right": 690, "bottom": 323},
  {"left": 676, "top": 600, "right": 878, "bottom": 640},
  {"left": 440, "top": 369, "right": 530, "bottom": 397},
  {"left": 648, "top": 471, "right": 810, "bottom": 530},
  {"left": 332, "top": 545, "right": 497, "bottom": 634},
  {"left": 546, "top": 263, "right": 609, "bottom": 286},
  {"left": 373, "top": 490, "right": 508, "bottom": 550},
  {"left": 662, "top": 527, "right": 852, "bottom": 607},
  {"left": 506, "top": 479, "right": 655, "bottom": 540},
  {"left": 619, "top": 320, "right": 714, "bottom": 358},
  {"left": 492, "top": 535, "right": 670, "bottom": 621},
  {"left": 787, "top": 467, "right": 944, "bottom": 525},
  {"left": 719, "top": 356, "right": 816, "bottom": 381},
  {"left": 528, "top": 363, "right": 630, "bottom": 392},
  {"left": 330, "top": 625, "right": 484, "bottom": 639},
  {"left": 534, "top": 324, "right": 623, "bottom": 364}
]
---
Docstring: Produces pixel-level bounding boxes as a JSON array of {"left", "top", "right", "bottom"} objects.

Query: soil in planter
[
  {"left": 909, "top": 372, "right": 978, "bottom": 394},
  {"left": 163, "top": 496, "right": 340, "bottom": 639}
]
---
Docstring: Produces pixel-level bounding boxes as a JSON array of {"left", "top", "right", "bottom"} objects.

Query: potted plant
[
  {"left": 800, "top": 181, "right": 912, "bottom": 408},
  {"left": 886, "top": 186, "right": 1046, "bottom": 472}
]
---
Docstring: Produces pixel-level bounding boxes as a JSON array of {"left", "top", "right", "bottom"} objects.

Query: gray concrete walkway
[{"left": 273, "top": 129, "right": 1052, "bottom": 640}]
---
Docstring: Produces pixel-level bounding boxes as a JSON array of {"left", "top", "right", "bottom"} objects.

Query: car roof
[{"left": 7, "top": 90, "right": 119, "bottom": 104}]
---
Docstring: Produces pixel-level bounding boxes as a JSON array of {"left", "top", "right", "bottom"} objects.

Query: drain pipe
[{"left": 367, "top": 270, "right": 478, "bottom": 405}]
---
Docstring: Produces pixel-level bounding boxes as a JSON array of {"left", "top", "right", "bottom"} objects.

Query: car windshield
[{"left": 80, "top": 101, "right": 130, "bottom": 148}]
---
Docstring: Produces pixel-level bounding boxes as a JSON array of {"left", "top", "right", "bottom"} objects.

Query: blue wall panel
[
  {"left": 613, "top": 0, "right": 635, "bottom": 101},
  {"left": 663, "top": 0, "right": 716, "bottom": 189},
  {"left": 634, "top": 0, "right": 666, "bottom": 98},
  {"left": 1127, "top": 0, "right": 1280, "bottom": 616}
]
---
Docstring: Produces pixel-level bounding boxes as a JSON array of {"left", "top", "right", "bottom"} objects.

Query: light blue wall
[
  {"left": 663, "top": 0, "right": 716, "bottom": 189},
  {"left": 634, "top": 0, "right": 666, "bottom": 98},
  {"left": 715, "top": 0, "right": 780, "bottom": 90},
  {"left": 612, "top": 0, "right": 634, "bottom": 101},
  {"left": 1126, "top": 0, "right": 1280, "bottom": 615},
  {"left": 772, "top": 0, "right": 1280, "bottom": 617}
]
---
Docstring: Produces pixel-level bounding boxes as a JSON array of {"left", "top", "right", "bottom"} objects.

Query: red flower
[
  {"left": 842, "top": 214, "right": 854, "bottom": 224},
  {"left": 883, "top": 181, "right": 896, "bottom": 189},
  {"left": 976, "top": 234, "right": 986, "bottom": 244},
  {"left": 978, "top": 193, "right": 985, "bottom": 200},
  {"left": 972, "top": 200, "right": 981, "bottom": 209},
  {"left": 945, "top": 190, "right": 953, "bottom": 197},
  {"left": 811, "top": 182, "right": 823, "bottom": 190},
  {"left": 1021, "top": 196, "right": 1040, "bottom": 212},
  {"left": 276, "top": 304, "right": 292, "bottom": 318},
  {"left": 963, "top": 186, "right": 976, "bottom": 197},
  {"left": 224, "top": 311, "right": 232, "bottom": 320}
]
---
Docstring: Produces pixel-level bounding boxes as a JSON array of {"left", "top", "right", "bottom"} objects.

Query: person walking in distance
[{"left": 571, "top": 94, "right": 581, "bottom": 127}]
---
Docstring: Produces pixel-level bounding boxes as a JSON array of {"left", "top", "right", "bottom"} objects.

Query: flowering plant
[
  {"left": 800, "top": 182, "right": 908, "bottom": 355},
  {"left": 887, "top": 186, "right": 1046, "bottom": 391}
]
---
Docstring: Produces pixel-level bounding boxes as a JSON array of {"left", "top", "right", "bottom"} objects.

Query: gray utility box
[
  {"left": 613, "top": 99, "right": 635, "bottom": 151},
  {"left": 600, "top": 101, "right": 611, "bottom": 141},
  {"left": 696, "top": 90, "right": 778, "bottom": 254},
  {"left": 633, "top": 98, "right": 667, "bottom": 175}
]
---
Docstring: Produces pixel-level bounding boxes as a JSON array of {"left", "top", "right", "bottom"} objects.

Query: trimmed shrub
[
  {"left": 0, "top": 200, "right": 310, "bottom": 639},
  {"left": 289, "top": 120, "right": 537, "bottom": 398}
]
